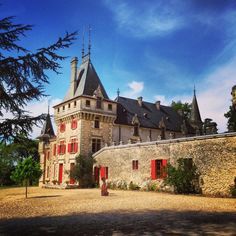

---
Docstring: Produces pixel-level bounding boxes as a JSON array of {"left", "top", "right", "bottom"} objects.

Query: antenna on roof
[
  {"left": 88, "top": 25, "right": 91, "bottom": 56},
  {"left": 82, "top": 27, "right": 85, "bottom": 58}
]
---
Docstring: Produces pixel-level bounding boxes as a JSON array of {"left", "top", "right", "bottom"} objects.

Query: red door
[
  {"left": 70, "top": 163, "right": 75, "bottom": 184},
  {"left": 58, "top": 164, "right": 63, "bottom": 184}
]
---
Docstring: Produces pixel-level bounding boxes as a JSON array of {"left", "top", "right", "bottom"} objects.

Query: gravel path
[{"left": 0, "top": 187, "right": 235, "bottom": 235}]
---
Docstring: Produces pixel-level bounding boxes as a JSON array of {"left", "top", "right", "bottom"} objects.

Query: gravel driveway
[{"left": 0, "top": 187, "right": 235, "bottom": 235}]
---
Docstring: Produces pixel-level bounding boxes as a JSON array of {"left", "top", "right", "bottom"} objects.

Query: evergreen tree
[
  {"left": 224, "top": 106, "right": 236, "bottom": 132},
  {"left": 70, "top": 154, "right": 95, "bottom": 188},
  {"left": 0, "top": 16, "right": 77, "bottom": 141},
  {"left": 171, "top": 100, "right": 191, "bottom": 119},
  {"left": 11, "top": 156, "right": 42, "bottom": 198}
]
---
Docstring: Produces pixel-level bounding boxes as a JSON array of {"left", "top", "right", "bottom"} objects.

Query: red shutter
[
  {"left": 63, "top": 144, "right": 66, "bottom": 154},
  {"left": 57, "top": 145, "right": 60, "bottom": 155},
  {"left": 68, "top": 143, "right": 71, "bottom": 153},
  {"left": 74, "top": 142, "right": 78, "bottom": 153},
  {"left": 70, "top": 163, "right": 75, "bottom": 184},
  {"left": 136, "top": 161, "right": 138, "bottom": 170},
  {"left": 100, "top": 167, "right": 105, "bottom": 179},
  {"left": 151, "top": 160, "right": 157, "bottom": 180},
  {"left": 53, "top": 144, "right": 56, "bottom": 156},
  {"left": 162, "top": 159, "right": 168, "bottom": 178},
  {"left": 74, "top": 120, "right": 77, "bottom": 129}
]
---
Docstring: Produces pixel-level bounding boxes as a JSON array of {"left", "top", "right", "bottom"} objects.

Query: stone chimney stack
[
  {"left": 137, "top": 96, "right": 143, "bottom": 106},
  {"left": 155, "top": 101, "right": 161, "bottom": 110},
  {"left": 70, "top": 57, "right": 78, "bottom": 96}
]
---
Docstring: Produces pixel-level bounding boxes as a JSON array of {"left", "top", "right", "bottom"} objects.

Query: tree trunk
[{"left": 25, "top": 179, "right": 28, "bottom": 199}]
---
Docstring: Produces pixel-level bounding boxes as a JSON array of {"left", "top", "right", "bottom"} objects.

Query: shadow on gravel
[
  {"left": 29, "top": 195, "right": 61, "bottom": 199},
  {"left": 0, "top": 210, "right": 235, "bottom": 235}
]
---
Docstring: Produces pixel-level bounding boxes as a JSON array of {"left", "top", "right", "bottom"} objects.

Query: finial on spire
[
  {"left": 194, "top": 84, "right": 196, "bottom": 96},
  {"left": 117, "top": 88, "right": 120, "bottom": 97},
  {"left": 47, "top": 99, "right": 50, "bottom": 114},
  {"left": 82, "top": 28, "right": 85, "bottom": 58},
  {"left": 88, "top": 25, "right": 91, "bottom": 56}
]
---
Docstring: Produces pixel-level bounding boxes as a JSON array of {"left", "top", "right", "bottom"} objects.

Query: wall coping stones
[{"left": 93, "top": 132, "right": 236, "bottom": 157}]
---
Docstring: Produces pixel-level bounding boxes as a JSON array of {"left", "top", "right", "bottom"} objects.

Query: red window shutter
[
  {"left": 57, "top": 145, "right": 60, "bottom": 155},
  {"left": 68, "top": 143, "right": 71, "bottom": 153},
  {"left": 53, "top": 144, "right": 56, "bottom": 156},
  {"left": 74, "top": 142, "right": 78, "bottom": 153},
  {"left": 162, "top": 159, "right": 168, "bottom": 178},
  {"left": 100, "top": 167, "right": 105, "bottom": 179},
  {"left": 63, "top": 144, "right": 66, "bottom": 154},
  {"left": 74, "top": 120, "right": 77, "bottom": 129},
  {"left": 151, "top": 160, "right": 157, "bottom": 180}
]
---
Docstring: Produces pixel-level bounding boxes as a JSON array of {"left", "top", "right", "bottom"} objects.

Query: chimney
[
  {"left": 70, "top": 57, "right": 78, "bottom": 95},
  {"left": 137, "top": 96, "right": 143, "bottom": 106},
  {"left": 155, "top": 101, "right": 161, "bottom": 110}
]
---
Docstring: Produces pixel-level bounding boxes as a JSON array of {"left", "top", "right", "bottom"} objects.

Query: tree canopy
[
  {"left": 11, "top": 156, "right": 42, "bottom": 198},
  {"left": 0, "top": 16, "right": 77, "bottom": 141},
  {"left": 224, "top": 106, "right": 236, "bottom": 132},
  {"left": 171, "top": 100, "right": 191, "bottom": 119}
]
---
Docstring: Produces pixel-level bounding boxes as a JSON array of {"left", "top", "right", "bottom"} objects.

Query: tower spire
[
  {"left": 82, "top": 28, "right": 85, "bottom": 58},
  {"left": 117, "top": 88, "right": 120, "bottom": 97},
  {"left": 88, "top": 25, "right": 91, "bottom": 56}
]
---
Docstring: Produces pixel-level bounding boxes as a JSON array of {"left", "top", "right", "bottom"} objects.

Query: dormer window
[
  {"left": 94, "top": 117, "right": 100, "bottom": 129},
  {"left": 96, "top": 97, "right": 102, "bottom": 109},
  {"left": 86, "top": 100, "right": 90, "bottom": 107}
]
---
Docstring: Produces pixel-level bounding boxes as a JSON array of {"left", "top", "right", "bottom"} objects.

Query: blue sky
[{"left": 2, "top": 0, "right": 236, "bottom": 135}]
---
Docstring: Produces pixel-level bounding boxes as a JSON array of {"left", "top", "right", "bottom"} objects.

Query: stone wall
[{"left": 94, "top": 133, "right": 236, "bottom": 197}]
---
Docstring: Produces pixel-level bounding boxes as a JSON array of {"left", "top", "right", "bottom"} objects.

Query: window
[
  {"left": 96, "top": 97, "right": 102, "bottom": 109},
  {"left": 132, "top": 160, "right": 138, "bottom": 170},
  {"left": 57, "top": 108, "right": 60, "bottom": 113},
  {"left": 92, "top": 138, "right": 101, "bottom": 153},
  {"left": 63, "top": 105, "right": 65, "bottom": 111},
  {"left": 133, "top": 124, "right": 139, "bottom": 136},
  {"left": 71, "top": 119, "right": 77, "bottom": 129},
  {"left": 74, "top": 101, "right": 77, "bottom": 107},
  {"left": 94, "top": 117, "right": 100, "bottom": 129},
  {"left": 68, "top": 103, "right": 71, "bottom": 109},
  {"left": 68, "top": 138, "right": 78, "bottom": 153},
  {"left": 151, "top": 159, "right": 167, "bottom": 179},
  {"left": 60, "top": 123, "right": 66, "bottom": 133},
  {"left": 86, "top": 100, "right": 90, "bottom": 107},
  {"left": 57, "top": 140, "right": 66, "bottom": 155},
  {"left": 108, "top": 104, "right": 112, "bottom": 111},
  {"left": 100, "top": 166, "right": 108, "bottom": 179}
]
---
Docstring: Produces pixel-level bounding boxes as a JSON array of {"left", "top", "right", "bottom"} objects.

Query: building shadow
[{"left": 1, "top": 210, "right": 236, "bottom": 235}]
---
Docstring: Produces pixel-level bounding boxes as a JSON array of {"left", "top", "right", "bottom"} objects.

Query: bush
[
  {"left": 165, "top": 158, "right": 199, "bottom": 194},
  {"left": 146, "top": 182, "right": 158, "bottom": 191},
  {"left": 129, "top": 181, "right": 140, "bottom": 190}
]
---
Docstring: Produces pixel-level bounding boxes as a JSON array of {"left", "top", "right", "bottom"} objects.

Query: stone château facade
[{"left": 38, "top": 50, "right": 215, "bottom": 187}]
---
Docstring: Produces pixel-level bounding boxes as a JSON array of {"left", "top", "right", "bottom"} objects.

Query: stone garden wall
[{"left": 94, "top": 133, "right": 236, "bottom": 197}]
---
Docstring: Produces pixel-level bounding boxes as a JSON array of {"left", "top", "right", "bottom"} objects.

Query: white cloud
[
  {"left": 156, "top": 57, "right": 236, "bottom": 133},
  {"left": 123, "top": 81, "right": 144, "bottom": 98},
  {"left": 104, "top": 0, "right": 186, "bottom": 38}
]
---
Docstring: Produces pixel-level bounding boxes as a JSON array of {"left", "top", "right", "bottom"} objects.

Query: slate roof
[
  {"left": 190, "top": 90, "right": 202, "bottom": 125},
  {"left": 64, "top": 56, "right": 109, "bottom": 101},
  {"left": 115, "top": 96, "right": 184, "bottom": 132},
  {"left": 38, "top": 113, "right": 55, "bottom": 139}
]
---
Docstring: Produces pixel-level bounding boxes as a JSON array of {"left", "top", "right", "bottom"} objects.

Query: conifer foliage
[{"left": 0, "top": 16, "right": 77, "bottom": 140}]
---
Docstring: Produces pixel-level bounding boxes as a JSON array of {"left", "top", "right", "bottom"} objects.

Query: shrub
[
  {"left": 129, "top": 181, "right": 140, "bottom": 190},
  {"left": 165, "top": 158, "right": 199, "bottom": 194},
  {"left": 147, "top": 182, "right": 158, "bottom": 191}
]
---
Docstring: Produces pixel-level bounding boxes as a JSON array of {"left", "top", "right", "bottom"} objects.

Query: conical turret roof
[{"left": 38, "top": 112, "right": 55, "bottom": 139}]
